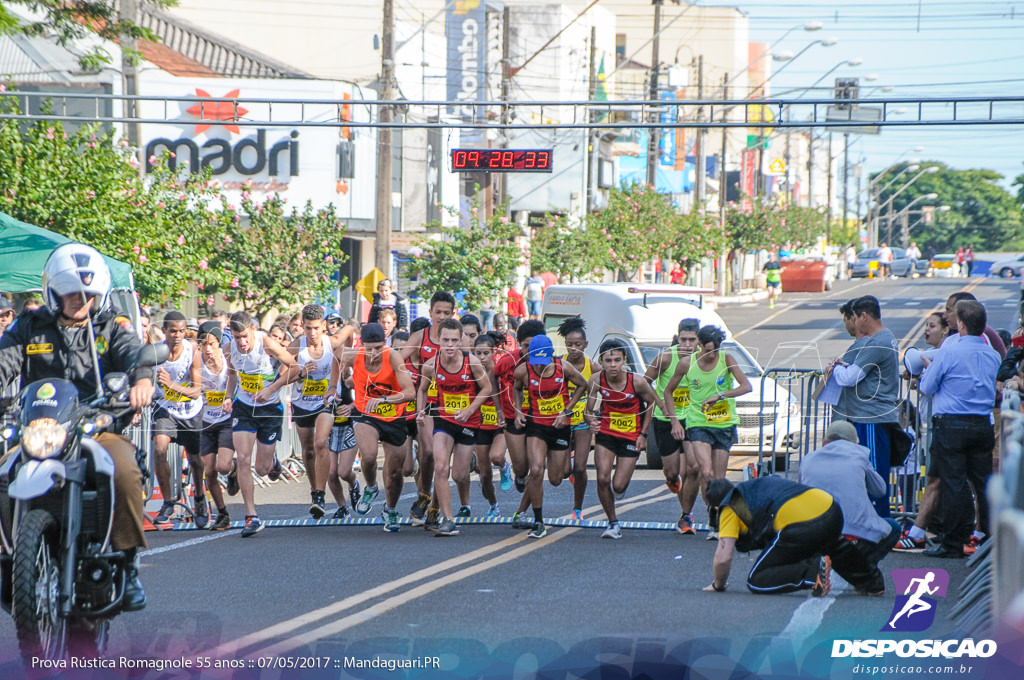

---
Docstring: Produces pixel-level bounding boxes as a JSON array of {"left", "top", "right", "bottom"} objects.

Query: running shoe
[
  {"left": 499, "top": 461, "right": 513, "bottom": 492},
  {"left": 226, "top": 463, "right": 239, "bottom": 496},
  {"left": 240, "top": 515, "right": 264, "bottom": 538},
  {"left": 355, "top": 484, "right": 378, "bottom": 515},
  {"left": 384, "top": 510, "right": 400, "bottom": 533},
  {"left": 154, "top": 501, "right": 176, "bottom": 524},
  {"left": 309, "top": 491, "right": 326, "bottom": 519},
  {"left": 571, "top": 508, "right": 582, "bottom": 521},
  {"left": 485, "top": 504, "right": 501, "bottom": 519},
  {"left": 424, "top": 506, "right": 440, "bottom": 531},
  {"left": 193, "top": 495, "right": 209, "bottom": 529},
  {"left": 527, "top": 522, "right": 547, "bottom": 539},
  {"left": 602, "top": 522, "right": 623, "bottom": 540},
  {"left": 706, "top": 529, "right": 719, "bottom": 541},
  {"left": 676, "top": 513, "right": 696, "bottom": 535},
  {"left": 349, "top": 479, "right": 362, "bottom": 511},
  {"left": 514, "top": 475, "right": 527, "bottom": 493},
  {"left": 267, "top": 455, "right": 282, "bottom": 482},
  {"left": 434, "top": 518, "right": 460, "bottom": 536},
  {"left": 511, "top": 512, "right": 534, "bottom": 530},
  {"left": 667, "top": 476, "right": 682, "bottom": 495},
  {"left": 332, "top": 506, "right": 350, "bottom": 520},
  {"left": 409, "top": 493, "right": 430, "bottom": 526},
  {"left": 963, "top": 536, "right": 984, "bottom": 556},
  {"left": 892, "top": 533, "right": 927, "bottom": 552},
  {"left": 210, "top": 511, "right": 231, "bottom": 531},
  {"left": 457, "top": 505, "right": 471, "bottom": 518},
  {"left": 811, "top": 556, "right": 832, "bottom": 597}
]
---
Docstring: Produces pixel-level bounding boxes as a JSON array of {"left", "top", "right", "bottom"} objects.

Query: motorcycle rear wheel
[{"left": 13, "top": 509, "right": 67, "bottom": 661}]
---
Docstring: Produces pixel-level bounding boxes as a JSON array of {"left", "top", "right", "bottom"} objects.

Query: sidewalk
[{"left": 706, "top": 288, "right": 770, "bottom": 307}]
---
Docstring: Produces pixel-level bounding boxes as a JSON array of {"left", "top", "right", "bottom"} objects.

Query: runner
[
  {"left": 224, "top": 310, "right": 299, "bottom": 537},
  {"left": 454, "top": 313, "right": 484, "bottom": 515},
  {"left": 472, "top": 332, "right": 512, "bottom": 518},
  {"left": 400, "top": 292, "right": 457, "bottom": 528},
  {"left": 643, "top": 318, "right": 703, "bottom": 534},
  {"left": 513, "top": 333, "right": 589, "bottom": 538},
  {"left": 151, "top": 311, "right": 208, "bottom": 527},
  {"left": 325, "top": 366, "right": 360, "bottom": 519},
  {"left": 345, "top": 322, "right": 416, "bottom": 531},
  {"left": 287, "top": 305, "right": 337, "bottom": 519},
  {"left": 389, "top": 329, "right": 418, "bottom": 479},
  {"left": 584, "top": 339, "right": 664, "bottom": 539},
  {"left": 663, "top": 325, "right": 752, "bottom": 540},
  {"left": 763, "top": 252, "right": 782, "bottom": 309},
  {"left": 417, "top": 319, "right": 492, "bottom": 535},
  {"left": 197, "top": 321, "right": 232, "bottom": 531},
  {"left": 497, "top": 320, "right": 546, "bottom": 529},
  {"left": 403, "top": 317, "right": 432, "bottom": 523},
  {"left": 557, "top": 316, "right": 595, "bottom": 520}
]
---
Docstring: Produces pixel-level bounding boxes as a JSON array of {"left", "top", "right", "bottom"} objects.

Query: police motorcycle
[{"left": 0, "top": 342, "right": 167, "bottom": 660}]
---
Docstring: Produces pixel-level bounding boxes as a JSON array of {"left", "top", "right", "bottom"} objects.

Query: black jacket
[
  {"left": 721, "top": 476, "right": 812, "bottom": 553},
  {"left": 368, "top": 293, "right": 408, "bottom": 330},
  {"left": 0, "top": 307, "right": 147, "bottom": 399}
]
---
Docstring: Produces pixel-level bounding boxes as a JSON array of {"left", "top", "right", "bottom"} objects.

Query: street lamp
[{"left": 879, "top": 167, "right": 940, "bottom": 244}]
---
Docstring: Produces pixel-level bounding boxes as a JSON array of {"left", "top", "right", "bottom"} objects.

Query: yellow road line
[
  {"left": 733, "top": 279, "right": 875, "bottom": 340},
  {"left": 897, "top": 279, "right": 982, "bottom": 352}
]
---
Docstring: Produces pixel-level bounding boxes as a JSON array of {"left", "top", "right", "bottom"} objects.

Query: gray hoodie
[{"left": 799, "top": 438, "right": 891, "bottom": 542}]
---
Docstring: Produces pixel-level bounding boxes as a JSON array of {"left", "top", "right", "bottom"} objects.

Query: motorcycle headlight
[{"left": 22, "top": 418, "right": 68, "bottom": 459}]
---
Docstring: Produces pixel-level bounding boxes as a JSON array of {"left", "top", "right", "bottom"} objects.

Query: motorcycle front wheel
[{"left": 13, "top": 509, "right": 67, "bottom": 661}]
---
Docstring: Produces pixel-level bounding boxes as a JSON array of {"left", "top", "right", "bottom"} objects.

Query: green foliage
[
  {"left": 203, "top": 194, "right": 348, "bottom": 321},
  {"left": 410, "top": 194, "right": 523, "bottom": 309},
  {"left": 529, "top": 213, "right": 604, "bottom": 282},
  {"left": 874, "top": 162, "right": 1024, "bottom": 251},
  {"left": 0, "top": 1, "right": 178, "bottom": 70}
]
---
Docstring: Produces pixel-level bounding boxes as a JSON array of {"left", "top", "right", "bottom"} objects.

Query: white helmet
[{"left": 41, "top": 243, "right": 112, "bottom": 316}]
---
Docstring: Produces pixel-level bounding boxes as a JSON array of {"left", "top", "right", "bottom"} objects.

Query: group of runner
[{"left": 149, "top": 291, "right": 751, "bottom": 540}]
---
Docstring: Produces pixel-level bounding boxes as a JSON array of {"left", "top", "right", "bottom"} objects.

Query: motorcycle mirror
[
  {"left": 104, "top": 373, "right": 129, "bottom": 394},
  {"left": 135, "top": 343, "right": 169, "bottom": 368}
]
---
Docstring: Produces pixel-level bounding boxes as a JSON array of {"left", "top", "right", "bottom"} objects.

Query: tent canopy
[{"left": 0, "top": 212, "right": 134, "bottom": 292}]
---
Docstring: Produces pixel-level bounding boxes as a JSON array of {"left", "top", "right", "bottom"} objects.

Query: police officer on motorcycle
[{"left": 0, "top": 243, "right": 152, "bottom": 610}]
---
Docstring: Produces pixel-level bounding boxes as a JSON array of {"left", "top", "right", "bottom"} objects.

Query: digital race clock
[{"left": 450, "top": 149, "right": 553, "bottom": 173}]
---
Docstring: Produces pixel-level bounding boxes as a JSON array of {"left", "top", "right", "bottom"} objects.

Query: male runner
[
  {"left": 472, "top": 333, "right": 511, "bottom": 518},
  {"left": 325, "top": 374, "right": 360, "bottom": 519},
  {"left": 288, "top": 305, "right": 337, "bottom": 518},
  {"left": 197, "top": 321, "right": 232, "bottom": 531},
  {"left": 417, "top": 319, "right": 491, "bottom": 535},
  {"left": 152, "top": 311, "right": 208, "bottom": 527},
  {"left": 345, "top": 323, "right": 416, "bottom": 531},
  {"left": 224, "top": 311, "right": 298, "bottom": 537},
  {"left": 513, "top": 333, "right": 588, "bottom": 538},
  {"left": 585, "top": 339, "right": 664, "bottom": 538},
  {"left": 644, "top": 318, "right": 702, "bottom": 534},
  {"left": 453, "top": 313, "right": 484, "bottom": 515}
]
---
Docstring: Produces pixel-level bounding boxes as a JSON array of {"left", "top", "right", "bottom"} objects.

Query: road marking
[
  {"left": 140, "top": 530, "right": 238, "bottom": 557},
  {"left": 732, "top": 280, "right": 875, "bottom": 341},
  {"left": 245, "top": 491, "right": 675, "bottom": 658},
  {"left": 897, "top": 279, "right": 982, "bottom": 352},
  {"left": 199, "top": 487, "right": 671, "bottom": 658}
]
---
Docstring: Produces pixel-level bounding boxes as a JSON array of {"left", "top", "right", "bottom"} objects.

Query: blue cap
[{"left": 528, "top": 334, "right": 554, "bottom": 365}]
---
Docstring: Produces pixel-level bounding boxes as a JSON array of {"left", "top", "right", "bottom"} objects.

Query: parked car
[
  {"left": 849, "top": 247, "right": 929, "bottom": 278},
  {"left": 988, "top": 253, "right": 1024, "bottom": 278}
]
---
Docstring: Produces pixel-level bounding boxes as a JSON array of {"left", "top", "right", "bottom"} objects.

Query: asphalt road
[{"left": 0, "top": 274, "right": 1020, "bottom": 679}]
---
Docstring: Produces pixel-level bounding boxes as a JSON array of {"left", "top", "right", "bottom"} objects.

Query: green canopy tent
[{"left": 0, "top": 211, "right": 134, "bottom": 292}]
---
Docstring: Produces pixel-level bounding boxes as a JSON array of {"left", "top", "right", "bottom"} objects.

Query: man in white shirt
[{"left": 878, "top": 243, "right": 893, "bottom": 278}]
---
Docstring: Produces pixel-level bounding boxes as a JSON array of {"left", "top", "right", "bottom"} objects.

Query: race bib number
[
  {"left": 427, "top": 380, "right": 438, "bottom": 398},
  {"left": 521, "top": 392, "right": 530, "bottom": 408},
  {"left": 302, "top": 378, "right": 329, "bottom": 397},
  {"left": 239, "top": 373, "right": 263, "bottom": 394},
  {"left": 443, "top": 393, "right": 471, "bottom": 415},
  {"left": 703, "top": 400, "right": 731, "bottom": 423},
  {"left": 334, "top": 413, "right": 350, "bottom": 424},
  {"left": 672, "top": 387, "right": 690, "bottom": 409},
  {"left": 480, "top": 404, "right": 498, "bottom": 427},
  {"left": 205, "top": 390, "right": 226, "bottom": 408},
  {"left": 537, "top": 395, "right": 565, "bottom": 416},
  {"left": 570, "top": 400, "right": 586, "bottom": 425},
  {"left": 609, "top": 411, "right": 638, "bottom": 434},
  {"left": 163, "top": 384, "right": 191, "bottom": 402},
  {"left": 373, "top": 402, "right": 398, "bottom": 418}
]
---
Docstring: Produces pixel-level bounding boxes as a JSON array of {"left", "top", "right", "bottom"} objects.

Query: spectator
[
  {"left": 955, "top": 247, "right": 966, "bottom": 277},
  {"left": 830, "top": 295, "right": 900, "bottom": 517},
  {"left": 669, "top": 262, "right": 687, "bottom": 285},
  {"left": 20, "top": 294, "right": 43, "bottom": 312},
  {"left": 906, "top": 242, "right": 922, "bottom": 274},
  {"left": 493, "top": 313, "right": 517, "bottom": 350},
  {"left": 800, "top": 420, "right": 901, "bottom": 569},
  {"left": 523, "top": 271, "right": 545, "bottom": 319},
  {"left": 923, "top": 244, "right": 936, "bottom": 271},
  {"left": 943, "top": 292, "right": 1006, "bottom": 358},
  {"left": 0, "top": 298, "right": 13, "bottom": 339},
  {"left": 506, "top": 286, "right": 526, "bottom": 329},
  {"left": 965, "top": 245, "right": 975, "bottom": 277},
  {"left": 703, "top": 477, "right": 884, "bottom": 596},
  {"left": 325, "top": 311, "right": 344, "bottom": 337},
  {"left": 878, "top": 242, "right": 893, "bottom": 278},
  {"left": 378, "top": 308, "right": 398, "bottom": 344},
  {"left": 843, "top": 244, "right": 858, "bottom": 280},
  {"left": 918, "top": 299, "right": 999, "bottom": 559},
  {"left": 368, "top": 279, "right": 408, "bottom": 331}
]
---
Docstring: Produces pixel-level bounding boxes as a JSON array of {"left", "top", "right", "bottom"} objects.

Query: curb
[{"left": 707, "top": 289, "right": 771, "bottom": 306}]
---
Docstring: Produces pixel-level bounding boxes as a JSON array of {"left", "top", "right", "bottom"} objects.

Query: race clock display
[{"left": 451, "top": 149, "right": 553, "bottom": 173}]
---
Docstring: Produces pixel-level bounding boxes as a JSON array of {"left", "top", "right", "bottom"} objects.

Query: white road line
[{"left": 140, "top": 531, "right": 237, "bottom": 557}]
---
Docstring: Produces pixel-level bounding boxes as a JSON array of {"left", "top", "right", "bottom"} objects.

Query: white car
[
  {"left": 989, "top": 253, "right": 1024, "bottom": 279},
  {"left": 541, "top": 283, "right": 801, "bottom": 468}
]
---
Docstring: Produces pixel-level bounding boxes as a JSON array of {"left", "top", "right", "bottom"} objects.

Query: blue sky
[{"left": 702, "top": 0, "right": 1024, "bottom": 193}]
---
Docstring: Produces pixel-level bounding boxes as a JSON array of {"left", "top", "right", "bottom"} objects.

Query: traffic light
[{"left": 834, "top": 78, "right": 860, "bottom": 110}]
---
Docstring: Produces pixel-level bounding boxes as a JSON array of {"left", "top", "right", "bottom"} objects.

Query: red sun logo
[{"left": 185, "top": 88, "right": 249, "bottom": 135}]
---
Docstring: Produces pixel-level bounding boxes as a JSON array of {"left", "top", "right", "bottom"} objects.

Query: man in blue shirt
[{"left": 918, "top": 299, "right": 999, "bottom": 558}]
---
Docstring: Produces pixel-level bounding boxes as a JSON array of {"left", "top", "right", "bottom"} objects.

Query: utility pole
[
  {"left": 826, "top": 133, "right": 833, "bottom": 245},
  {"left": 806, "top": 133, "right": 814, "bottom": 208},
  {"left": 841, "top": 132, "right": 849, "bottom": 245},
  {"left": 717, "top": 73, "right": 728, "bottom": 297},
  {"left": 586, "top": 25, "right": 598, "bottom": 213},
  {"left": 119, "top": 0, "right": 143, "bottom": 176},
  {"left": 694, "top": 54, "right": 706, "bottom": 208},
  {"left": 500, "top": 6, "right": 512, "bottom": 211},
  {"left": 645, "top": 0, "right": 663, "bottom": 187},
  {"left": 375, "top": 0, "right": 395, "bottom": 275}
]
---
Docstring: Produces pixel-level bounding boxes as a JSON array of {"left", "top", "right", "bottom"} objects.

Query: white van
[{"left": 540, "top": 283, "right": 800, "bottom": 467}]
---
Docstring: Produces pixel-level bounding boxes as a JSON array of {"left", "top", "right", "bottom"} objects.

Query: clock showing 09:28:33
[{"left": 450, "top": 149, "right": 554, "bottom": 173}]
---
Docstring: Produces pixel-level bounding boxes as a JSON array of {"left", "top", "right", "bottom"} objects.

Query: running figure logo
[{"left": 883, "top": 569, "right": 949, "bottom": 632}]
